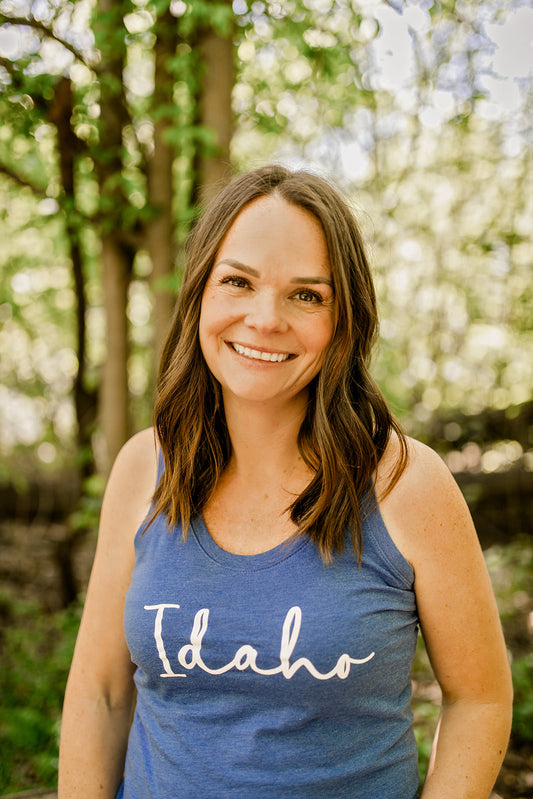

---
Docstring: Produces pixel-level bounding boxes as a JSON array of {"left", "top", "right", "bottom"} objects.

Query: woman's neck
[
  {"left": 202, "top": 395, "right": 314, "bottom": 554},
  {"left": 222, "top": 395, "right": 309, "bottom": 483}
]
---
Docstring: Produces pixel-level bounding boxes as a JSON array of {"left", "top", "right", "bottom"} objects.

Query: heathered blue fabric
[{"left": 119, "top": 463, "right": 420, "bottom": 798}]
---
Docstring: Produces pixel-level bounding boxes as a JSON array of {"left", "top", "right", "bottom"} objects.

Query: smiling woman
[{"left": 59, "top": 166, "right": 512, "bottom": 799}]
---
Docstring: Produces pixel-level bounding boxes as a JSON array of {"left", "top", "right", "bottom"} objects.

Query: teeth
[{"left": 232, "top": 343, "right": 290, "bottom": 362}]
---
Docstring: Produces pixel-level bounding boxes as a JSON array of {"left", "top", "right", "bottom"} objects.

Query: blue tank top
[{"left": 120, "top": 463, "right": 420, "bottom": 798}]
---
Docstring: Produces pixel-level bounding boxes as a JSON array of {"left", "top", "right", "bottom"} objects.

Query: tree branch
[
  {"left": 0, "top": 162, "right": 47, "bottom": 195},
  {"left": 0, "top": 13, "right": 95, "bottom": 69},
  {"left": 0, "top": 55, "right": 16, "bottom": 76}
]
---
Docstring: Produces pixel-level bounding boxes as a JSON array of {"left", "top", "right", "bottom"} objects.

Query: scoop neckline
[{"left": 190, "top": 516, "right": 311, "bottom": 571}]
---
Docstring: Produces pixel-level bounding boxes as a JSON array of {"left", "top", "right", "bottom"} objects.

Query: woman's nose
[{"left": 244, "top": 291, "right": 289, "bottom": 333}]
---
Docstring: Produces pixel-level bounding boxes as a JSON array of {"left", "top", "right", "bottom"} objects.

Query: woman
[{"left": 59, "top": 166, "right": 512, "bottom": 798}]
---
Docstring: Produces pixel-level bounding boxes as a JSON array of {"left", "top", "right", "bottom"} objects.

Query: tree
[
  {"left": 0, "top": 0, "right": 531, "bottom": 478},
  {"left": 0, "top": 0, "right": 236, "bottom": 473}
]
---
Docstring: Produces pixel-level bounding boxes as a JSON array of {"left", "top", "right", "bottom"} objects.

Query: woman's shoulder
[
  {"left": 376, "top": 432, "right": 454, "bottom": 500},
  {"left": 112, "top": 427, "right": 158, "bottom": 472},
  {"left": 375, "top": 433, "right": 473, "bottom": 568},
  {"left": 86, "top": 429, "right": 159, "bottom": 596},
  {"left": 103, "top": 427, "right": 159, "bottom": 520}
]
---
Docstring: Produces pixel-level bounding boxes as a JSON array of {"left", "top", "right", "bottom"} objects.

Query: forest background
[{"left": 0, "top": 0, "right": 532, "bottom": 796}]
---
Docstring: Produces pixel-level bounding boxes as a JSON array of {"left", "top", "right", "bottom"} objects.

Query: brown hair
[{"left": 151, "top": 165, "right": 407, "bottom": 561}]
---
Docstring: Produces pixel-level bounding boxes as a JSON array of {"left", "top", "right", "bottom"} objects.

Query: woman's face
[{"left": 199, "top": 195, "right": 335, "bottom": 412}]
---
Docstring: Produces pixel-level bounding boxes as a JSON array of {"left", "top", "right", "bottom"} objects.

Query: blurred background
[{"left": 0, "top": 0, "right": 531, "bottom": 796}]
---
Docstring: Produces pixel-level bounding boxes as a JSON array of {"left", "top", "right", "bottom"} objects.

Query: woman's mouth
[{"left": 230, "top": 342, "right": 294, "bottom": 363}]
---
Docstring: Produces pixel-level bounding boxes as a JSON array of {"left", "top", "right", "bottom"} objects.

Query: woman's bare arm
[
  {"left": 58, "top": 428, "right": 158, "bottom": 799},
  {"left": 378, "top": 438, "right": 513, "bottom": 799}
]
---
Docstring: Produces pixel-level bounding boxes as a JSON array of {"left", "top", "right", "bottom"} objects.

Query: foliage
[
  {"left": 512, "top": 654, "right": 533, "bottom": 744},
  {"left": 68, "top": 472, "right": 105, "bottom": 532},
  {"left": 0, "top": 0, "right": 531, "bottom": 476},
  {"left": 485, "top": 535, "right": 533, "bottom": 626},
  {"left": 0, "top": 592, "right": 82, "bottom": 793},
  {"left": 485, "top": 536, "right": 533, "bottom": 747},
  {"left": 232, "top": 0, "right": 533, "bottom": 438},
  {"left": 411, "top": 634, "right": 440, "bottom": 784}
]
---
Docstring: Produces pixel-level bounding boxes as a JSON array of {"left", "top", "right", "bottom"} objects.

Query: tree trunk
[
  {"left": 147, "top": 118, "right": 176, "bottom": 363},
  {"left": 146, "top": 4, "right": 235, "bottom": 359},
  {"left": 49, "top": 77, "right": 97, "bottom": 474},
  {"left": 196, "top": 3, "right": 234, "bottom": 206},
  {"left": 146, "top": 9, "right": 179, "bottom": 362},
  {"left": 100, "top": 233, "right": 131, "bottom": 469},
  {"left": 93, "top": 0, "right": 132, "bottom": 473}
]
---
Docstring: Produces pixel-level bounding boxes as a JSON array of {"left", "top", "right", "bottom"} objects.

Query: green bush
[
  {"left": 511, "top": 653, "right": 533, "bottom": 743},
  {"left": 485, "top": 537, "right": 533, "bottom": 745},
  {"left": 0, "top": 592, "right": 81, "bottom": 793}
]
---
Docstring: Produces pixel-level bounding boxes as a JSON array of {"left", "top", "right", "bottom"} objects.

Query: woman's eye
[
  {"left": 294, "top": 289, "right": 323, "bottom": 303},
  {"left": 220, "top": 275, "right": 250, "bottom": 289}
]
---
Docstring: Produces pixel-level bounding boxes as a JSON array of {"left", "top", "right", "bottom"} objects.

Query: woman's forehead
[{"left": 214, "top": 195, "right": 331, "bottom": 276}]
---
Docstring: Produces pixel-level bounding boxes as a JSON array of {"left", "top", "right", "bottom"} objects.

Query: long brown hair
[{"left": 151, "top": 165, "right": 407, "bottom": 561}]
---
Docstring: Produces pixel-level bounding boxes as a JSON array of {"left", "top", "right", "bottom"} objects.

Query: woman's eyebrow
[
  {"left": 215, "top": 258, "right": 333, "bottom": 286},
  {"left": 215, "top": 258, "right": 260, "bottom": 277},
  {"left": 290, "top": 276, "right": 333, "bottom": 286}
]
